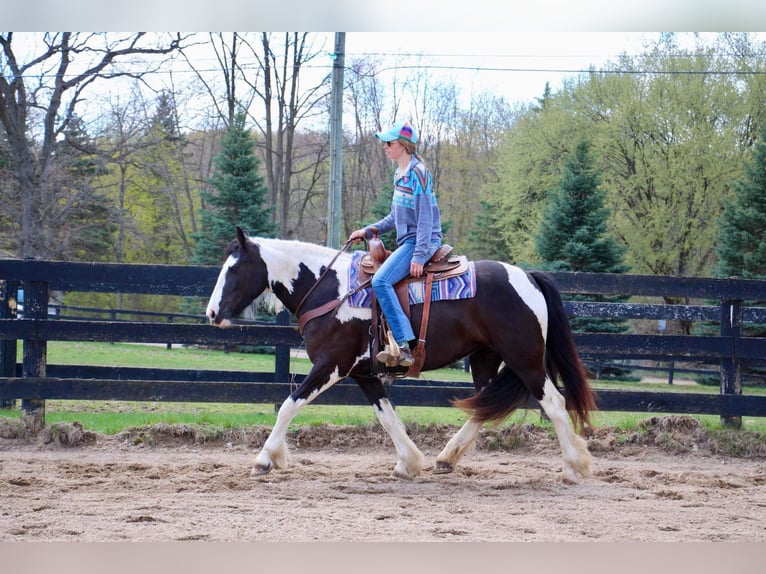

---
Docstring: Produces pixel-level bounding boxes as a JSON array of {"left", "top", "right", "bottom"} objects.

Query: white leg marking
[
  {"left": 252, "top": 368, "right": 345, "bottom": 475},
  {"left": 252, "top": 397, "right": 303, "bottom": 474},
  {"left": 539, "top": 378, "right": 592, "bottom": 483},
  {"left": 374, "top": 399, "right": 425, "bottom": 479},
  {"left": 435, "top": 418, "right": 483, "bottom": 473}
]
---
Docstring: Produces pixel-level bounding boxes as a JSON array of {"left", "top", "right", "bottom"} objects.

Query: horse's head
[{"left": 206, "top": 227, "right": 269, "bottom": 327}]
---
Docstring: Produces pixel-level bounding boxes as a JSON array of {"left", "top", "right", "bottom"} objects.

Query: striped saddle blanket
[{"left": 347, "top": 250, "right": 477, "bottom": 308}]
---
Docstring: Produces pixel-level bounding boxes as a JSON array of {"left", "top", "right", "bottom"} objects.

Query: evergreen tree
[
  {"left": 535, "top": 139, "right": 630, "bottom": 379},
  {"left": 717, "top": 127, "right": 766, "bottom": 280},
  {"left": 54, "top": 116, "right": 117, "bottom": 261},
  {"left": 465, "top": 199, "right": 509, "bottom": 261},
  {"left": 716, "top": 127, "right": 766, "bottom": 341},
  {"left": 192, "top": 113, "right": 275, "bottom": 265},
  {"left": 536, "top": 140, "right": 629, "bottom": 278}
]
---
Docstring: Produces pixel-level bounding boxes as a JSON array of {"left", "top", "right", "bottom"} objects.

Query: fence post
[
  {"left": 1, "top": 280, "right": 19, "bottom": 408},
  {"left": 274, "top": 309, "right": 291, "bottom": 385},
  {"left": 21, "top": 277, "right": 48, "bottom": 431},
  {"left": 166, "top": 314, "right": 173, "bottom": 350},
  {"left": 720, "top": 298, "right": 742, "bottom": 429}
]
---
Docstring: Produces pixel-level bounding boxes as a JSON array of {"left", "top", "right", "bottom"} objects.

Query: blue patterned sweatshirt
[{"left": 366, "top": 156, "right": 442, "bottom": 264}]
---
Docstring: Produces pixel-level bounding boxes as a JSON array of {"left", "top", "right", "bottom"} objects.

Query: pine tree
[
  {"left": 717, "top": 127, "right": 766, "bottom": 280},
  {"left": 535, "top": 140, "right": 630, "bottom": 379},
  {"left": 536, "top": 140, "right": 629, "bottom": 277},
  {"left": 465, "top": 199, "right": 509, "bottom": 261},
  {"left": 192, "top": 113, "right": 275, "bottom": 265},
  {"left": 716, "top": 127, "right": 766, "bottom": 341}
]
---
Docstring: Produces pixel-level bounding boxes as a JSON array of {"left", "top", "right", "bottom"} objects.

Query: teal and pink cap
[{"left": 375, "top": 121, "right": 418, "bottom": 144}]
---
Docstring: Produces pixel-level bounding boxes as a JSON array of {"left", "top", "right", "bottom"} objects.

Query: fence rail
[{"left": 3, "top": 258, "right": 766, "bottom": 428}]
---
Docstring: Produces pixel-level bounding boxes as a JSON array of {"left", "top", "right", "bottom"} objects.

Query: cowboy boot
[
  {"left": 396, "top": 345, "right": 414, "bottom": 367},
  {"left": 376, "top": 343, "right": 414, "bottom": 368}
]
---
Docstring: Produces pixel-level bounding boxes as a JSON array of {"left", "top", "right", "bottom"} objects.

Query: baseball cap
[{"left": 375, "top": 121, "right": 418, "bottom": 144}]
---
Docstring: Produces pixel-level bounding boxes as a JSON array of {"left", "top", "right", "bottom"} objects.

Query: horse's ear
[{"left": 236, "top": 226, "right": 248, "bottom": 249}]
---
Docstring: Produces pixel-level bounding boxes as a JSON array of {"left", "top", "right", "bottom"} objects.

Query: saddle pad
[{"left": 347, "top": 250, "right": 477, "bottom": 308}]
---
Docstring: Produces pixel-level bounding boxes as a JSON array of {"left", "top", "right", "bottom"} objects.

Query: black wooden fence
[{"left": 2, "top": 258, "right": 766, "bottom": 429}]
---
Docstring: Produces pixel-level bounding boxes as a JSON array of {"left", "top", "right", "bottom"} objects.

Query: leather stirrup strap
[
  {"left": 406, "top": 271, "right": 434, "bottom": 378},
  {"left": 370, "top": 291, "right": 380, "bottom": 373}
]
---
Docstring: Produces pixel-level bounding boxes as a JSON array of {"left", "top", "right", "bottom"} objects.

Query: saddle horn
[{"left": 367, "top": 227, "right": 388, "bottom": 264}]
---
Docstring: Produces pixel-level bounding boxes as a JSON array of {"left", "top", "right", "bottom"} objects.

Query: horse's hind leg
[
  {"left": 435, "top": 348, "right": 501, "bottom": 474},
  {"left": 356, "top": 375, "right": 425, "bottom": 479},
  {"left": 434, "top": 418, "right": 483, "bottom": 474},
  {"left": 538, "top": 378, "right": 592, "bottom": 483}
]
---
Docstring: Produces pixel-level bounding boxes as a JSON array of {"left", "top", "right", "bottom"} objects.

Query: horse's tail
[
  {"left": 530, "top": 270, "right": 597, "bottom": 431},
  {"left": 452, "top": 365, "right": 534, "bottom": 425}
]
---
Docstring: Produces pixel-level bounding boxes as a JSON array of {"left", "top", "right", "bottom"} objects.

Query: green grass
[
  {"left": 18, "top": 340, "right": 474, "bottom": 381},
  {"left": 21, "top": 340, "right": 313, "bottom": 374},
  {"left": 2, "top": 341, "right": 765, "bottom": 435}
]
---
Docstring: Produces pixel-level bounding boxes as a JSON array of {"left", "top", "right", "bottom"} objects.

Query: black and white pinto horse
[{"left": 206, "top": 228, "right": 597, "bottom": 483}]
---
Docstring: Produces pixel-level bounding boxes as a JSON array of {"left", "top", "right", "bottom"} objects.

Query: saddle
[{"left": 359, "top": 230, "right": 469, "bottom": 377}]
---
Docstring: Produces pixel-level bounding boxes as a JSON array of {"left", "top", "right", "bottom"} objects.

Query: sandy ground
[{"left": 1, "top": 416, "right": 765, "bottom": 542}]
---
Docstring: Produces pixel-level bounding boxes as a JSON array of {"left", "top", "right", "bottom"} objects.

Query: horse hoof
[
  {"left": 561, "top": 467, "right": 583, "bottom": 484},
  {"left": 391, "top": 470, "right": 414, "bottom": 480},
  {"left": 433, "top": 461, "right": 454, "bottom": 474},
  {"left": 251, "top": 462, "right": 272, "bottom": 476}
]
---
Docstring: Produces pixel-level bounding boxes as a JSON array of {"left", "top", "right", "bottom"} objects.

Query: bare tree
[
  {"left": 245, "top": 33, "right": 332, "bottom": 238},
  {"left": 0, "top": 32, "right": 184, "bottom": 258},
  {"left": 343, "top": 57, "right": 390, "bottom": 232},
  {"left": 179, "top": 32, "right": 259, "bottom": 130},
  {"left": 178, "top": 32, "right": 332, "bottom": 240}
]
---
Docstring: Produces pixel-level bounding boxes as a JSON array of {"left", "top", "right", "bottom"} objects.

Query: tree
[
  {"left": 535, "top": 140, "right": 629, "bottom": 338},
  {"left": 716, "top": 125, "right": 766, "bottom": 353},
  {"left": 489, "top": 34, "right": 764, "bottom": 278},
  {"left": 465, "top": 200, "right": 509, "bottom": 261},
  {"left": 486, "top": 95, "right": 579, "bottom": 266},
  {"left": 0, "top": 32, "right": 184, "bottom": 258},
  {"left": 249, "top": 33, "right": 331, "bottom": 239},
  {"left": 49, "top": 116, "right": 117, "bottom": 261},
  {"left": 716, "top": 127, "right": 766, "bottom": 280},
  {"left": 192, "top": 114, "right": 275, "bottom": 265},
  {"left": 133, "top": 90, "right": 199, "bottom": 263}
]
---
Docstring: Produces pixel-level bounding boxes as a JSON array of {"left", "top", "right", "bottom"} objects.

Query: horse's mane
[{"left": 253, "top": 237, "right": 348, "bottom": 263}]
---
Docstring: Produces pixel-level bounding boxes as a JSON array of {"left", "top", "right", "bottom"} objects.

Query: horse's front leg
[
  {"left": 355, "top": 375, "right": 425, "bottom": 479},
  {"left": 252, "top": 362, "right": 342, "bottom": 476}
]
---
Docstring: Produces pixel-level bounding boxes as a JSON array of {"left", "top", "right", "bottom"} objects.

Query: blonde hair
[{"left": 400, "top": 139, "right": 416, "bottom": 155}]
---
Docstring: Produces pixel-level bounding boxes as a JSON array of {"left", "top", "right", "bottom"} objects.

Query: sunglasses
[{"left": 384, "top": 140, "right": 400, "bottom": 147}]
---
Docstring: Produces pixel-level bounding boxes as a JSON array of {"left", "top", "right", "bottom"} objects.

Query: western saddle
[{"left": 358, "top": 229, "right": 469, "bottom": 377}]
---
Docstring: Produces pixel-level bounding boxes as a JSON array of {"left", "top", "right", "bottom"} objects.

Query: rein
[{"left": 294, "top": 239, "right": 355, "bottom": 333}]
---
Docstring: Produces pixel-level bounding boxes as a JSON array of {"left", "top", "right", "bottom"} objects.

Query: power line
[{"left": 363, "top": 64, "right": 766, "bottom": 76}]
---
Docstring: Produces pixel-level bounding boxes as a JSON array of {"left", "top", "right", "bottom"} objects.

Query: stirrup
[
  {"left": 376, "top": 329, "right": 411, "bottom": 368},
  {"left": 376, "top": 345, "right": 413, "bottom": 368}
]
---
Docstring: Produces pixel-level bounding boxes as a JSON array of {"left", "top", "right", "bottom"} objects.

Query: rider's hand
[
  {"left": 410, "top": 261, "right": 424, "bottom": 278},
  {"left": 349, "top": 229, "right": 366, "bottom": 242}
]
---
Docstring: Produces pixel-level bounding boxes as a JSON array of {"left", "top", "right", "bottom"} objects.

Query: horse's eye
[{"left": 230, "top": 262, "right": 240, "bottom": 273}]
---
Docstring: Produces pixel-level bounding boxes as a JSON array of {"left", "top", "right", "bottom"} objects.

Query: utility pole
[{"left": 327, "top": 32, "right": 345, "bottom": 248}]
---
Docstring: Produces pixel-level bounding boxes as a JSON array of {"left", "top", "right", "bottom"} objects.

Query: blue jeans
[{"left": 371, "top": 239, "right": 440, "bottom": 345}]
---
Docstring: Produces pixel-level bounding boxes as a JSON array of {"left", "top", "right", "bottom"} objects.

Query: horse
[{"left": 206, "top": 227, "right": 597, "bottom": 483}]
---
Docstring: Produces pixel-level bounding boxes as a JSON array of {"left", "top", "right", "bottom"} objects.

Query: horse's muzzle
[{"left": 206, "top": 308, "right": 231, "bottom": 327}]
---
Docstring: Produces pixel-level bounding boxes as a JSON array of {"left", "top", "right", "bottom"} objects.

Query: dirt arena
[{"left": 1, "top": 415, "right": 765, "bottom": 542}]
